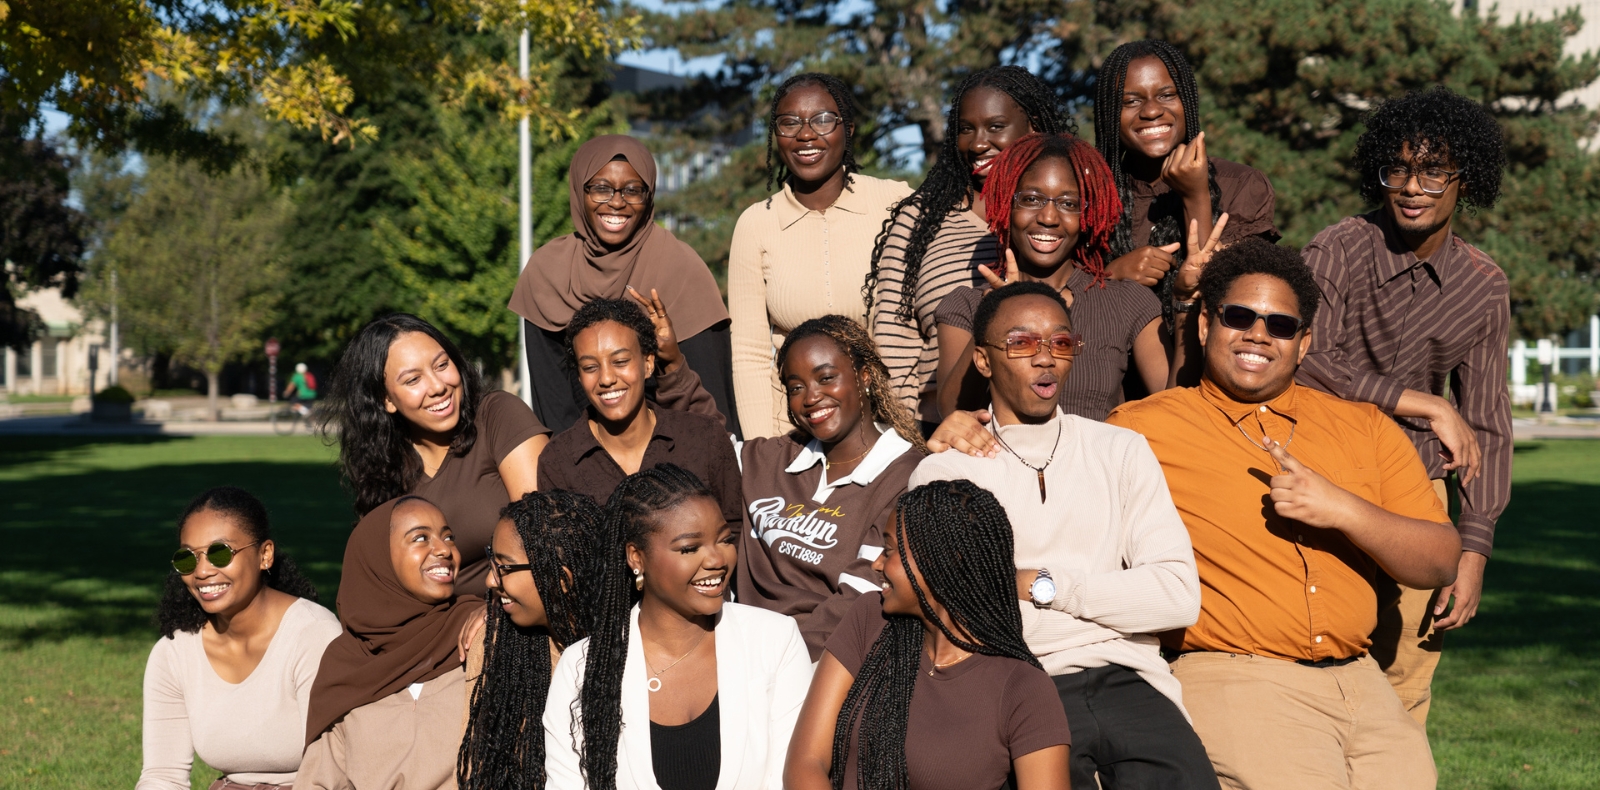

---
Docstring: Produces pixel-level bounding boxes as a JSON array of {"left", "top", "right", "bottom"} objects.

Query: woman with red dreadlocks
[{"left": 932, "top": 133, "right": 1226, "bottom": 421}]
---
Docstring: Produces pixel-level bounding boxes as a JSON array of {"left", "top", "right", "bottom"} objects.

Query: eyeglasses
[
  {"left": 584, "top": 183, "right": 650, "bottom": 205},
  {"left": 1012, "top": 192, "right": 1083, "bottom": 214},
  {"left": 985, "top": 331, "right": 1083, "bottom": 360},
  {"left": 485, "top": 546, "right": 534, "bottom": 579},
  {"left": 1377, "top": 166, "right": 1459, "bottom": 195},
  {"left": 171, "top": 541, "right": 258, "bottom": 575},
  {"left": 774, "top": 112, "right": 842, "bottom": 138},
  {"left": 1216, "top": 304, "right": 1305, "bottom": 340}
]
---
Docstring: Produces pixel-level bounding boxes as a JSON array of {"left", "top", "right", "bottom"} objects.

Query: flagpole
[{"left": 516, "top": 26, "right": 534, "bottom": 408}]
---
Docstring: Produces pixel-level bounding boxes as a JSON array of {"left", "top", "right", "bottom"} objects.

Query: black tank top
[{"left": 650, "top": 694, "right": 721, "bottom": 790}]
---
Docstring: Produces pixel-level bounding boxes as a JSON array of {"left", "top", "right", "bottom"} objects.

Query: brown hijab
[
  {"left": 304, "top": 497, "right": 483, "bottom": 746},
  {"left": 507, "top": 134, "right": 728, "bottom": 337}
]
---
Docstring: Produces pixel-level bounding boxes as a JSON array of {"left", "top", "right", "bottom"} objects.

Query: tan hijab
[
  {"left": 304, "top": 497, "right": 483, "bottom": 745},
  {"left": 508, "top": 135, "right": 728, "bottom": 337}
]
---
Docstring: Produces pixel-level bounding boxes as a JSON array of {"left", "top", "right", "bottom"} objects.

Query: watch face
[{"left": 1032, "top": 577, "right": 1056, "bottom": 602}]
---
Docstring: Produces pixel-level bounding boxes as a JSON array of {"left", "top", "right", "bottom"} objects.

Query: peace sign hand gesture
[
  {"left": 977, "top": 249, "right": 1073, "bottom": 308},
  {"left": 1172, "top": 212, "right": 1229, "bottom": 303},
  {"left": 626, "top": 286, "right": 683, "bottom": 374}
]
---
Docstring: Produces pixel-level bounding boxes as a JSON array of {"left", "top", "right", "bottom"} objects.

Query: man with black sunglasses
[
  {"left": 917, "top": 281, "right": 1218, "bottom": 789},
  {"left": 1296, "top": 86, "right": 1511, "bottom": 728},
  {"left": 1106, "top": 239, "right": 1460, "bottom": 788}
]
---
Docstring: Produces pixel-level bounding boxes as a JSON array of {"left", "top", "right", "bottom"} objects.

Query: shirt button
[
  {"left": 1315, "top": 635, "right": 1323, "bottom": 644},
  {"left": 1309, "top": 586, "right": 1317, "bottom": 593},
  {"left": 1259, "top": 405, "right": 1268, "bottom": 413}
]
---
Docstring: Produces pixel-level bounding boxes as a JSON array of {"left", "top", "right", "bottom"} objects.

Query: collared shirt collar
[
  {"left": 1373, "top": 210, "right": 1449, "bottom": 291},
  {"left": 775, "top": 178, "right": 869, "bottom": 230},
  {"left": 571, "top": 402, "right": 674, "bottom": 465},
  {"left": 1198, "top": 377, "right": 1301, "bottom": 426},
  {"left": 784, "top": 423, "right": 913, "bottom": 488}
]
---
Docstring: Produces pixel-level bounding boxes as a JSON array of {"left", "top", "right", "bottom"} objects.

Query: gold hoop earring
[{"left": 634, "top": 568, "right": 644, "bottom": 591}]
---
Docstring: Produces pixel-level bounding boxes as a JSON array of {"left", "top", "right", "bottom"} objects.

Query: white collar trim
[{"left": 785, "top": 423, "right": 912, "bottom": 489}]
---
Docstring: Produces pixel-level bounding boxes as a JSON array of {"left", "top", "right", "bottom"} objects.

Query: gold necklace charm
[
  {"left": 643, "top": 631, "right": 708, "bottom": 693},
  {"left": 991, "top": 420, "right": 1063, "bottom": 502}
]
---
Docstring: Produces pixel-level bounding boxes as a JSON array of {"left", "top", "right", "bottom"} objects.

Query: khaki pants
[
  {"left": 1171, "top": 652, "right": 1436, "bottom": 790},
  {"left": 1368, "top": 478, "right": 1451, "bottom": 727}
]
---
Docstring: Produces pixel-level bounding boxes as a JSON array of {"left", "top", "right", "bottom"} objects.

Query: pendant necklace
[
  {"left": 928, "top": 649, "right": 973, "bottom": 676},
  {"left": 643, "top": 631, "right": 708, "bottom": 692},
  {"left": 991, "top": 420, "right": 1063, "bottom": 502}
]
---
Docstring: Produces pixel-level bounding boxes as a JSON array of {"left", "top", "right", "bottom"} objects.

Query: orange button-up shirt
[{"left": 1107, "top": 379, "right": 1447, "bottom": 661}]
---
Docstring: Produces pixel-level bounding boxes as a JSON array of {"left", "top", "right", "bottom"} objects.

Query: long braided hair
[
  {"left": 575, "top": 464, "right": 718, "bottom": 790},
  {"left": 765, "top": 72, "right": 861, "bottom": 194},
  {"left": 830, "top": 480, "right": 1039, "bottom": 790},
  {"left": 980, "top": 133, "right": 1122, "bottom": 283},
  {"left": 777, "top": 315, "right": 928, "bottom": 453},
  {"left": 865, "top": 66, "right": 1075, "bottom": 321},
  {"left": 458, "top": 490, "right": 606, "bottom": 790},
  {"left": 1093, "top": 41, "right": 1222, "bottom": 300}
]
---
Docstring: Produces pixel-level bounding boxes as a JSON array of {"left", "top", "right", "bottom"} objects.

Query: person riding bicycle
[{"left": 283, "top": 363, "right": 318, "bottom": 416}]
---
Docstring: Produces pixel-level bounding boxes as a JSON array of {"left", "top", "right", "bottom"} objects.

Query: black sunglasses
[
  {"left": 171, "top": 541, "right": 258, "bottom": 575},
  {"left": 486, "top": 546, "right": 534, "bottom": 578},
  {"left": 1216, "top": 304, "right": 1305, "bottom": 340}
]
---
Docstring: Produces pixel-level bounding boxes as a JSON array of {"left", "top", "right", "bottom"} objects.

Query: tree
[
  {"left": 371, "top": 99, "right": 625, "bottom": 370},
  {"left": 0, "top": 112, "right": 84, "bottom": 349},
  {"left": 95, "top": 153, "right": 290, "bottom": 417},
  {"left": 1, "top": 0, "right": 638, "bottom": 161}
]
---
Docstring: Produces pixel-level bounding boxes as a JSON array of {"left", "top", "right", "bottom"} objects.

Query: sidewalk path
[{"left": 0, "top": 415, "right": 309, "bottom": 436}]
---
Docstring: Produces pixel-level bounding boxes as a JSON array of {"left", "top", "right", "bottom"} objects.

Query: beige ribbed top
[{"left": 728, "top": 174, "right": 913, "bottom": 438}]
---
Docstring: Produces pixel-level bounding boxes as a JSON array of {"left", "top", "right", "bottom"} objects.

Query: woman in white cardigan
[{"left": 544, "top": 464, "right": 812, "bottom": 790}]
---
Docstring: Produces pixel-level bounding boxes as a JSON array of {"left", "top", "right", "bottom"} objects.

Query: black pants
[
  {"left": 524, "top": 319, "right": 742, "bottom": 438},
  {"left": 1053, "top": 665, "right": 1219, "bottom": 790}
]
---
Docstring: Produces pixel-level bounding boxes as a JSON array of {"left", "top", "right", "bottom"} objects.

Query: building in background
[{"left": 0, "top": 288, "right": 109, "bottom": 397}]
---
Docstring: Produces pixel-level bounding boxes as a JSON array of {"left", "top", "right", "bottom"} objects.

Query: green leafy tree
[
  {"left": 0, "top": 112, "right": 84, "bottom": 348},
  {"left": 371, "top": 100, "right": 625, "bottom": 370},
  {"left": 93, "top": 153, "right": 290, "bottom": 417}
]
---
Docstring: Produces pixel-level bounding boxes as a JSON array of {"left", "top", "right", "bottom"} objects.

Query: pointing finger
[{"left": 1265, "top": 439, "right": 1302, "bottom": 472}]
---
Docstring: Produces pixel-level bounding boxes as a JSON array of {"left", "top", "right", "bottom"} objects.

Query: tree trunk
[{"left": 207, "top": 371, "right": 220, "bottom": 421}]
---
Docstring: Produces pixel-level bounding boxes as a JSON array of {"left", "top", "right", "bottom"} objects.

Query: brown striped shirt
[
  {"left": 937, "top": 268, "right": 1163, "bottom": 421},
  {"left": 1296, "top": 211, "right": 1511, "bottom": 556},
  {"left": 868, "top": 205, "right": 998, "bottom": 422}
]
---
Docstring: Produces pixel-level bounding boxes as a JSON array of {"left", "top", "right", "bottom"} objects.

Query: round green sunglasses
[{"left": 171, "top": 541, "right": 258, "bottom": 575}]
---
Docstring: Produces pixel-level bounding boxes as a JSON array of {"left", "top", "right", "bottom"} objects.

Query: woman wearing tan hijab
[{"left": 509, "top": 135, "right": 738, "bottom": 437}]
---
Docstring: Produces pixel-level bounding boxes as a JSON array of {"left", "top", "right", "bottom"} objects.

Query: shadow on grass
[
  {"left": 0, "top": 453, "right": 352, "bottom": 647},
  {"left": 0, "top": 435, "right": 182, "bottom": 471}
]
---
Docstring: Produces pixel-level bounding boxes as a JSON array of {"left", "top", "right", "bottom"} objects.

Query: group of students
[{"left": 138, "top": 37, "right": 1511, "bottom": 790}]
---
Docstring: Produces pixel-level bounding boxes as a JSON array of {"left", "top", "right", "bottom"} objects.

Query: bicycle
[{"left": 271, "top": 401, "right": 319, "bottom": 435}]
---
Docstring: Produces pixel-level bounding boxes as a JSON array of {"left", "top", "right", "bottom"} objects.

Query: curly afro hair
[
  {"left": 562, "top": 297, "right": 659, "bottom": 371},
  {"left": 1198, "top": 237, "right": 1321, "bottom": 328},
  {"left": 1353, "top": 85, "right": 1505, "bottom": 209}
]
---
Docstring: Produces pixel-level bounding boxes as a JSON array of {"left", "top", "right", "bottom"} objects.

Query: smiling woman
[
  {"left": 729, "top": 73, "right": 914, "bottom": 439},
  {"left": 138, "top": 487, "right": 341, "bottom": 790},
  {"left": 323, "top": 314, "right": 551, "bottom": 598},
  {"left": 510, "top": 135, "right": 738, "bottom": 436},
  {"left": 542, "top": 465, "right": 813, "bottom": 790}
]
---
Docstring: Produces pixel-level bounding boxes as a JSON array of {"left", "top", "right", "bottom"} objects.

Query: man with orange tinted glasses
[{"left": 1107, "top": 239, "right": 1460, "bottom": 789}]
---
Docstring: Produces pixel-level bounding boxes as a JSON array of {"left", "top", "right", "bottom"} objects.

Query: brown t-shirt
[
  {"left": 936, "top": 269, "right": 1163, "bottom": 421},
  {"left": 411, "top": 390, "right": 549, "bottom": 597},
  {"left": 536, "top": 402, "right": 743, "bottom": 532},
  {"left": 1127, "top": 157, "right": 1279, "bottom": 250},
  {"left": 827, "top": 594, "right": 1071, "bottom": 790}
]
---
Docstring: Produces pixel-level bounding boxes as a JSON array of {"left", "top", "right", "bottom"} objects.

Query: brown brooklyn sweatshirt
[{"left": 734, "top": 427, "right": 919, "bottom": 659}]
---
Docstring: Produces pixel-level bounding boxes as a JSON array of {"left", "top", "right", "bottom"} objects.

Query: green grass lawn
[{"left": 0, "top": 435, "right": 1596, "bottom": 788}]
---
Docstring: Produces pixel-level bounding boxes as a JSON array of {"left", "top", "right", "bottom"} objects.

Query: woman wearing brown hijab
[
  {"left": 509, "top": 135, "right": 738, "bottom": 437},
  {"left": 299, "top": 496, "right": 484, "bottom": 790}
]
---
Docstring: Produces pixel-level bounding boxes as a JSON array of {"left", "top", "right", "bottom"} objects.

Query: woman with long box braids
[
  {"left": 542, "top": 464, "right": 812, "bottom": 790},
  {"left": 728, "top": 72, "right": 913, "bottom": 439},
  {"left": 865, "top": 66, "right": 1075, "bottom": 428},
  {"left": 458, "top": 490, "right": 608, "bottom": 790},
  {"left": 1093, "top": 40, "right": 1280, "bottom": 387},
  {"left": 785, "top": 479, "right": 1072, "bottom": 790}
]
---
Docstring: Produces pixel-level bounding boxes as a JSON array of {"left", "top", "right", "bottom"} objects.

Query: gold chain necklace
[
  {"left": 991, "top": 419, "right": 1063, "bottom": 503},
  {"left": 928, "top": 649, "right": 973, "bottom": 676},
  {"left": 643, "top": 631, "right": 708, "bottom": 693},
  {"left": 824, "top": 445, "right": 872, "bottom": 470}
]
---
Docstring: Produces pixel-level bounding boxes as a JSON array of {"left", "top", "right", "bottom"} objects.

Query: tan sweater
[
  {"left": 728, "top": 174, "right": 913, "bottom": 437},
  {"left": 138, "top": 598, "right": 342, "bottom": 789},
  {"left": 298, "top": 668, "right": 467, "bottom": 790}
]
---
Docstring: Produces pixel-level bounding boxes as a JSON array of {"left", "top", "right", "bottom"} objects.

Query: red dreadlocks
[{"left": 980, "top": 132, "right": 1122, "bottom": 283}]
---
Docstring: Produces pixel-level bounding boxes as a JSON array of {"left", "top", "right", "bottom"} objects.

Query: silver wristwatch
[{"left": 1029, "top": 568, "right": 1057, "bottom": 608}]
